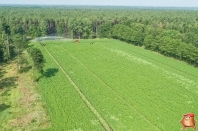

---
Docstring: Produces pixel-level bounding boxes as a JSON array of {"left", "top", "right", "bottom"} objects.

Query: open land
[{"left": 31, "top": 39, "right": 198, "bottom": 131}]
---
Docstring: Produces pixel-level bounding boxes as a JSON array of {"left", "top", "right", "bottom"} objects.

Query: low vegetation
[
  {"left": 32, "top": 39, "right": 198, "bottom": 130},
  {"left": 0, "top": 59, "right": 50, "bottom": 130}
]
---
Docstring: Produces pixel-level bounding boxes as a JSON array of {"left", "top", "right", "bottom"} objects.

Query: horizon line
[{"left": 0, "top": 4, "right": 198, "bottom": 8}]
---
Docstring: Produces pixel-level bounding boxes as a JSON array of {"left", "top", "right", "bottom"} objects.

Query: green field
[{"left": 33, "top": 39, "right": 198, "bottom": 131}]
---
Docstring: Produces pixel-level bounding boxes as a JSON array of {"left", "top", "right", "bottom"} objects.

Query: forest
[{"left": 0, "top": 5, "right": 198, "bottom": 67}]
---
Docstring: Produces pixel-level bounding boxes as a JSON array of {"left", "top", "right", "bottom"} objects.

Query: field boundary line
[
  {"left": 43, "top": 46, "right": 113, "bottom": 131},
  {"left": 60, "top": 45, "right": 161, "bottom": 131}
]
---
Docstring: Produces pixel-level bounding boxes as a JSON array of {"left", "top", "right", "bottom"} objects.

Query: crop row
[
  {"left": 45, "top": 42, "right": 160, "bottom": 130},
  {"left": 58, "top": 40, "right": 198, "bottom": 130},
  {"left": 34, "top": 42, "right": 104, "bottom": 130}
]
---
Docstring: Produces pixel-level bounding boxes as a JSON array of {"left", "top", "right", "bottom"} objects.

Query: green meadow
[{"left": 33, "top": 39, "right": 198, "bottom": 131}]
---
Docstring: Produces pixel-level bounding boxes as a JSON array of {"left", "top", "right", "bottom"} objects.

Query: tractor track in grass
[
  {"left": 75, "top": 44, "right": 185, "bottom": 113},
  {"left": 98, "top": 43, "right": 198, "bottom": 96},
  {"left": 59, "top": 45, "right": 161, "bottom": 131},
  {"left": 103, "top": 40, "right": 198, "bottom": 80},
  {"left": 43, "top": 46, "right": 113, "bottom": 131}
]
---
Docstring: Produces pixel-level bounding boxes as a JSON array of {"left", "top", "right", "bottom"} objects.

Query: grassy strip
[{"left": 0, "top": 59, "right": 50, "bottom": 130}]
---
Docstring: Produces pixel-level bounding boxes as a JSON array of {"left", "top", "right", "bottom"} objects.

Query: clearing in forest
[{"left": 33, "top": 39, "right": 198, "bottom": 131}]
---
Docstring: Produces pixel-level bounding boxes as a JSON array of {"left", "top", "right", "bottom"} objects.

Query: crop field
[{"left": 33, "top": 39, "right": 198, "bottom": 131}]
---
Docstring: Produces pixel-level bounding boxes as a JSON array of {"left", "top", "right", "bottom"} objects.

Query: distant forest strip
[{"left": 0, "top": 6, "right": 198, "bottom": 66}]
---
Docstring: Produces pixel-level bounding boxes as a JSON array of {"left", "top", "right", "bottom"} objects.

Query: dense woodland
[{"left": 0, "top": 5, "right": 198, "bottom": 67}]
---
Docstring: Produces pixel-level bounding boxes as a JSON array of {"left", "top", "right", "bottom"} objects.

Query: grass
[
  {"left": 0, "top": 53, "right": 51, "bottom": 130},
  {"left": 33, "top": 39, "right": 198, "bottom": 131},
  {"left": 34, "top": 43, "right": 104, "bottom": 130}
]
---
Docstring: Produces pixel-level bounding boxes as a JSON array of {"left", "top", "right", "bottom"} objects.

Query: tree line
[{"left": 0, "top": 5, "right": 198, "bottom": 66}]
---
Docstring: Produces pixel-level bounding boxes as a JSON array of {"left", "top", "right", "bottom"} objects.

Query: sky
[{"left": 0, "top": 0, "right": 198, "bottom": 7}]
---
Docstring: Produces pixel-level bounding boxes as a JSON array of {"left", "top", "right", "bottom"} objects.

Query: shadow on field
[
  {"left": 43, "top": 68, "right": 59, "bottom": 78},
  {"left": 0, "top": 103, "right": 10, "bottom": 112},
  {"left": 0, "top": 76, "right": 18, "bottom": 90}
]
